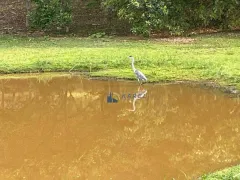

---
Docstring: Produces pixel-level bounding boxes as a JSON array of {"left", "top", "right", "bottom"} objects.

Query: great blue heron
[{"left": 129, "top": 56, "right": 147, "bottom": 84}]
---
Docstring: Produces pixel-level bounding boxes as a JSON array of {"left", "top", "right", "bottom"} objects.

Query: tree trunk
[{"left": 26, "top": 0, "right": 31, "bottom": 29}]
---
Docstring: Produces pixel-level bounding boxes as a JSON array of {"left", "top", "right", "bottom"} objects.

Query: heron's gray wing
[{"left": 135, "top": 69, "right": 147, "bottom": 81}]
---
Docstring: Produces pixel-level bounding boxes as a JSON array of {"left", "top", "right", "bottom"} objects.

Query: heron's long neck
[{"left": 131, "top": 59, "right": 136, "bottom": 72}]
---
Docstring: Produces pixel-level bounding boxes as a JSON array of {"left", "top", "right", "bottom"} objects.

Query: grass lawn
[
  {"left": 0, "top": 33, "right": 239, "bottom": 90},
  {"left": 201, "top": 165, "right": 240, "bottom": 180},
  {"left": 0, "top": 33, "right": 240, "bottom": 178}
]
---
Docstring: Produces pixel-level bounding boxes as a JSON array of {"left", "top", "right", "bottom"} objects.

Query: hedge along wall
[
  {"left": 71, "top": 0, "right": 130, "bottom": 35},
  {"left": 0, "top": 0, "right": 130, "bottom": 35}
]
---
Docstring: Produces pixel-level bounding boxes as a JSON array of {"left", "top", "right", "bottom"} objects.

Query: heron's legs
[{"left": 137, "top": 79, "right": 143, "bottom": 85}]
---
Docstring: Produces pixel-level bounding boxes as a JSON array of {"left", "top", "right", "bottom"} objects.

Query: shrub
[
  {"left": 102, "top": 0, "right": 240, "bottom": 36},
  {"left": 29, "top": 0, "right": 72, "bottom": 32}
]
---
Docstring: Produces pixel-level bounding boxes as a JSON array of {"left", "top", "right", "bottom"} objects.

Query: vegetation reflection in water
[{"left": 0, "top": 75, "right": 239, "bottom": 179}]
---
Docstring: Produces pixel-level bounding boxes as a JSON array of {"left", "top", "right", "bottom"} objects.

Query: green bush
[
  {"left": 102, "top": 0, "right": 240, "bottom": 36},
  {"left": 89, "top": 32, "right": 107, "bottom": 38},
  {"left": 29, "top": 0, "right": 72, "bottom": 31}
]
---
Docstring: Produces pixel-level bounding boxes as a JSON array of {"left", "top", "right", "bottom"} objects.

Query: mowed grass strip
[{"left": 0, "top": 33, "right": 239, "bottom": 89}]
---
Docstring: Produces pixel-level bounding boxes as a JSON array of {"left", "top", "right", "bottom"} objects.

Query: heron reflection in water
[{"left": 128, "top": 86, "right": 147, "bottom": 112}]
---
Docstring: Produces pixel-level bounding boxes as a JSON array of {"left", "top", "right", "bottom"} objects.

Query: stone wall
[
  {"left": 0, "top": 0, "right": 130, "bottom": 35},
  {"left": 0, "top": 0, "right": 27, "bottom": 33},
  {"left": 71, "top": 0, "right": 130, "bottom": 35}
]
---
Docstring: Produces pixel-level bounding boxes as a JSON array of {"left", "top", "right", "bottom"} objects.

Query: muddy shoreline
[
  {"left": 88, "top": 76, "right": 240, "bottom": 98},
  {"left": 0, "top": 72, "right": 239, "bottom": 98}
]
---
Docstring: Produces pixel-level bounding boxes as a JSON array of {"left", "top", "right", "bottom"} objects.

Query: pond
[{"left": 0, "top": 74, "right": 239, "bottom": 179}]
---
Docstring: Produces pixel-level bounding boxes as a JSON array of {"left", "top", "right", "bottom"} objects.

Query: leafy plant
[
  {"left": 34, "top": 60, "right": 52, "bottom": 72},
  {"left": 29, "top": 0, "right": 72, "bottom": 31},
  {"left": 89, "top": 32, "right": 107, "bottom": 38},
  {"left": 102, "top": 0, "right": 240, "bottom": 36}
]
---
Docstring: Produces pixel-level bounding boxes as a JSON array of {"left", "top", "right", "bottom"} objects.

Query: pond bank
[
  {"left": 88, "top": 75, "right": 240, "bottom": 97},
  {"left": 1, "top": 33, "right": 240, "bottom": 89},
  {"left": 0, "top": 72, "right": 239, "bottom": 98}
]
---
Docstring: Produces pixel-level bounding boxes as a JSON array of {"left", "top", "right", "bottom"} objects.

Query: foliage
[
  {"left": 89, "top": 32, "right": 107, "bottom": 38},
  {"left": 29, "top": 0, "right": 72, "bottom": 31},
  {"left": 102, "top": 0, "right": 240, "bottom": 36},
  {"left": 201, "top": 165, "right": 240, "bottom": 180}
]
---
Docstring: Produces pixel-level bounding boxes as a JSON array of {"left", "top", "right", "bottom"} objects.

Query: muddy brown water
[{"left": 0, "top": 75, "right": 239, "bottom": 179}]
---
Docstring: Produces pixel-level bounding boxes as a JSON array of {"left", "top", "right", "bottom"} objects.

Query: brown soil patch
[{"left": 153, "top": 37, "right": 196, "bottom": 43}]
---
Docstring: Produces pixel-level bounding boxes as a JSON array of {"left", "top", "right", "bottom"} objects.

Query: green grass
[
  {"left": 0, "top": 33, "right": 240, "bottom": 89},
  {"left": 201, "top": 165, "right": 240, "bottom": 180},
  {"left": 0, "top": 33, "right": 240, "bottom": 178}
]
